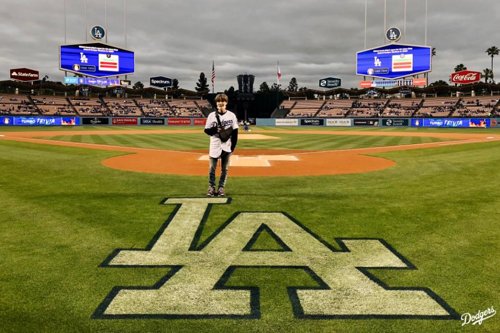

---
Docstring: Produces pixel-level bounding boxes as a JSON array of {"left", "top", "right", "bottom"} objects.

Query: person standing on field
[{"left": 204, "top": 93, "right": 239, "bottom": 197}]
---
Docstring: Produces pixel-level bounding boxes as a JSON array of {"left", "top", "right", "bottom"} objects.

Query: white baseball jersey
[{"left": 205, "top": 110, "right": 239, "bottom": 158}]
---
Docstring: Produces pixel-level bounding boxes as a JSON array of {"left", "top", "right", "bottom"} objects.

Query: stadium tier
[
  {"left": 0, "top": 94, "right": 211, "bottom": 118},
  {"left": 381, "top": 98, "right": 422, "bottom": 117},
  {"left": 1, "top": 93, "right": 499, "bottom": 119},
  {"left": 0, "top": 94, "right": 39, "bottom": 115},
  {"left": 414, "top": 97, "right": 459, "bottom": 118},
  {"left": 32, "top": 96, "right": 77, "bottom": 116},
  {"left": 452, "top": 96, "right": 499, "bottom": 117},
  {"left": 285, "top": 100, "right": 325, "bottom": 118},
  {"left": 316, "top": 99, "right": 354, "bottom": 118},
  {"left": 69, "top": 97, "right": 109, "bottom": 116},
  {"left": 347, "top": 99, "right": 387, "bottom": 118}
]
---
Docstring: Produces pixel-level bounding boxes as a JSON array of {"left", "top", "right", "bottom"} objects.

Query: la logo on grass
[{"left": 94, "top": 198, "right": 458, "bottom": 319}]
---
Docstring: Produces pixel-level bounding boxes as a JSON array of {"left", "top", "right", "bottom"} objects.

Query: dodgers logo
[{"left": 94, "top": 198, "right": 458, "bottom": 319}]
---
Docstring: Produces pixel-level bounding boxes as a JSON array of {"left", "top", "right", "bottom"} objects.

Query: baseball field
[{"left": 0, "top": 125, "right": 498, "bottom": 332}]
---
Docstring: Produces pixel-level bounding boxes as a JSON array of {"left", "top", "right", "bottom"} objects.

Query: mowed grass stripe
[{"left": 45, "top": 132, "right": 450, "bottom": 151}]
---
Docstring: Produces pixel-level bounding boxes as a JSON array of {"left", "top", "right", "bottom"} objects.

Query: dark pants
[{"left": 209, "top": 151, "right": 231, "bottom": 188}]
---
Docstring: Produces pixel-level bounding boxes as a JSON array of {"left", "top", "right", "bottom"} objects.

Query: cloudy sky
[{"left": 1, "top": 0, "right": 499, "bottom": 91}]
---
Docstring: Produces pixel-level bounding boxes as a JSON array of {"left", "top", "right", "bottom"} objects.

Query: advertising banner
[
  {"left": 64, "top": 76, "right": 120, "bottom": 86},
  {"left": 359, "top": 78, "right": 426, "bottom": 88},
  {"left": 300, "top": 119, "right": 324, "bottom": 126},
  {"left": 326, "top": 119, "right": 352, "bottom": 127},
  {"left": 140, "top": 118, "right": 165, "bottom": 125},
  {"left": 353, "top": 119, "right": 380, "bottom": 126},
  {"left": 150, "top": 76, "right": 172, "bottom": 88},
  {"left": 319, "top": 77, "right": 341, "bottom": 88},
  {"left": 382, "top": 119, "right": 409, "bottom": 127},
  {"left": 256, "top": 118, "right": 276, "bottom": 126},
  {"left": 10, "top": 68, "right": 39, "bottom": 81},
  {"left": 0, "top": 116, "right": 13, "bottom": 125},
  {"left": 112, "top": 117, "right": 138, "bottom": 125},
  {"left": 168, "top": 118, "right": 192, "bottom": 126},
  {"left": 193, "top": 118, "right": 207, "bottom": 126},
  {"left": 492, "top": 118, "right": 500, "bottom": 128},
  {"left": 82, "top": 117, "right": 110, "bottom": 125},
  {"left": 5, "top": 116, "right": 79, "bottom": 126},
  {"left": 450, "top": 70, "right": 481, "bottom": 85},
  {"left": 411, "top": 118, "right": 490, "bottom": 128},
  {"left": 275, "top": 119, "right": 299, "bottom": 126}
]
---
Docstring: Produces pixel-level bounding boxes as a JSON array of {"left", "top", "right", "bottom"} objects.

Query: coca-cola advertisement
[{"left": 450, "top": 70, "right": 481, "bottom": 84}]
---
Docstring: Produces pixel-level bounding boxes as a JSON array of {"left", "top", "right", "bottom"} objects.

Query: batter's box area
[{"left": 198, "top": 154, "right": 299, "bottom": 167}]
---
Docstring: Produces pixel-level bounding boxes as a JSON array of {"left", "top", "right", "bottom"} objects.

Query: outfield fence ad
[
  {"left": 0, "top": 116, "right": 80, "bottom": 126},
  {"left": 411, "top": 118, "right": 490, "bottom": 128},
  {"left": 0, "top": 116, "right": 495, "bottom": 128}
]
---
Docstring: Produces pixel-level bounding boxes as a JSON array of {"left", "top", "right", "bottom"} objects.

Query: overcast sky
[{"left": 1, "top": 0, "right": 499, "bottom": 91}]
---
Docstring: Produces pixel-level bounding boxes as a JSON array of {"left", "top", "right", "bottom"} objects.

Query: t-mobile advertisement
[
  {"left": 0, "top": 116, "right": 79, "bottom": 126},
  {"left": 411, "top": 118, "right": 490, "bottom": 128}
]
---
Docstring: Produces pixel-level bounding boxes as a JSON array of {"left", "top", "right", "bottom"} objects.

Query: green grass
[
  {"left": 42, "top": 130, "right": 448, "bottom": 151},
  {"left": 0, "top": 127, "right": 499, "bottom": 332}
]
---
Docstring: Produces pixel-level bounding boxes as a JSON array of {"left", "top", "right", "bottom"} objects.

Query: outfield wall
[
  {"left": 258, "top": 117, "right": 494, "bottom": 128},
  {"left": 0, "top": 116, "right": 497, "bottom": 128}
]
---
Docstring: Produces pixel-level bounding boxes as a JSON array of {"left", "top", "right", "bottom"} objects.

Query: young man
[{"left": 204, "top": 93, "right": 239, "bottom": 196}]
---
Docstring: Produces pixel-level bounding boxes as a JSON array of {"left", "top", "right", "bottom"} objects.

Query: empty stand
[
  {"left": 286, "top": 100, "right": 325, "bottom": 117},
  {"left": 381, "top": 98, "right": 422, "bottom": 117},
  {"left": 104, "top": 98, "right": 142, "bottom": 116},
  {"left": 452, "top": 96, "right": 498, "bottom": 117},
  {"left": 414, "top": 97, "right": 459, "bottom": 117},
  {"left": 0, "top": 94, "right": 39, "bottom": 115},
  {"left": 347, "top": 99, "right": 387, "bottom": 118},
  {"left": 169, "top": 99, "right": 204, "bottom": 117},
  {"left": 69, "top": 97, "right": 108, "bottom": 116},
  {"left": 316, "top": 99, "right": 353, "bottom": 118},
  {"left": 32, "top": 96, "right": 76, "bottom": 116}
]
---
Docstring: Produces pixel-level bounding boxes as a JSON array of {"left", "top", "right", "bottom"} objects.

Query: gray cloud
[{"left": 1, "top": 0, "right": 499, "bottom": 91}]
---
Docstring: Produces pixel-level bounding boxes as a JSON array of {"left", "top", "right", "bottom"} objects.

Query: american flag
[{"left": 211, "top": 61, "right": 215, "bottom": 92}]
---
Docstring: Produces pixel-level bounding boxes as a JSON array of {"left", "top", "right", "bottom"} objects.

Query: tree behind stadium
[{"left": 195, "top": 72, "right": 209, "bottom": 93}]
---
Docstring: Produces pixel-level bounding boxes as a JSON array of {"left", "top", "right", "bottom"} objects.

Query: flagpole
[
  {"left": 211, "top": 60, "right": 215, "bottom": 94},
  {"left": 276, "top": 61, "right": 281, "bottom": 111}
]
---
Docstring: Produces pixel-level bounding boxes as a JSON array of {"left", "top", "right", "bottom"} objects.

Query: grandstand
[
  {"left": 0, "top": 94, "right": 39, "bottom": 115},
  {"left": 168, "top": 99, "right": 204, "bottom": 117},
  {"left": 69, "top": 97, "right": 109, "bottom": 116},
  {"left": 2, "top": 92, "right": 498, "bottom": 121},
  {"left": 136, "top": 98, "right": 208, "bottom": 117},
  {"left": 316, "top": 99, "right": 353, "bottom": 118},
  {"left": 452, "top": 96, "right": 499, "bottom": 117},
  {"left": 414, "top": 97, "right": 459, "bottom": 118},
  {"left": 347, "top": 99, "right": 387, "bottom": 118},
  {"left": 381, "top": 98, "right": 422, "bottom": 117},
  {"left": 285, "top": 100, "right": 325, "bottom": 118},
  {"left": 105, "top": 98, "right": 143, "bottom": 117},
  {"left": 32, "top": 96, "right": 77, "bottom": 116}
]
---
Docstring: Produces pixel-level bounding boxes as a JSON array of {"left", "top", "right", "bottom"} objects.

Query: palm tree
[
  {"left": 425, "top": 47, "right": 437, "bottom": 85},
  {"left": 482, "top": 68, "right": 493, "bottom": 83},
  {"left": 486, "top": 46, "right": 499, "bottom": 80},
  {"left": 454, "top": 64, "right": 467, "bottom": 72}
]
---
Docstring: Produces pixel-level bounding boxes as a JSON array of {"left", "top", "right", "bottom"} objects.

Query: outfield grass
[
  {"left": 42, "top": 131, "right": 448, "bottom": 151},
  {"left": 0, "top": 127, "right": 499, "bottom": 332}
]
